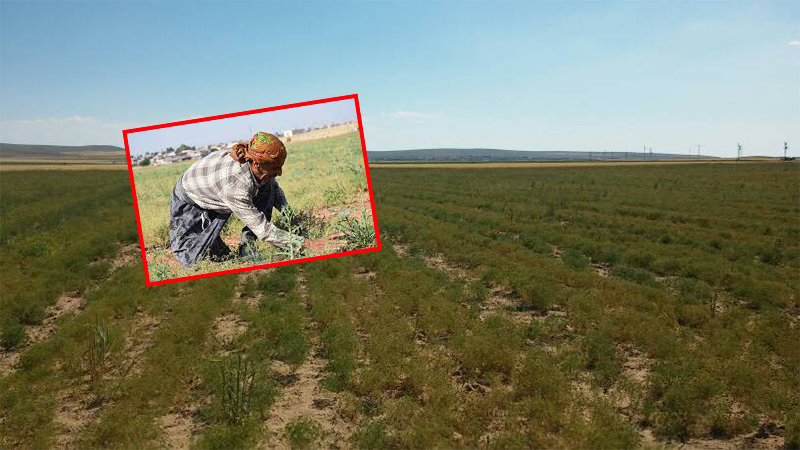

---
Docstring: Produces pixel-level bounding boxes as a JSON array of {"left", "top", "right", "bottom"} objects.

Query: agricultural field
[
  {"left": 0, "top": 161, "right": 798, "bottom": 449},
  {"left": 132, "top": 132, "right": 376, "bottom": 281}
]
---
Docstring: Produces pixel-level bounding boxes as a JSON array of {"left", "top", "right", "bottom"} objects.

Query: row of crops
[
  {"left": 364, "top": 162, "right": 799, "bottom": 445},
  {"left": 1, "top": 163, "right": 798, "bottom": 448}
]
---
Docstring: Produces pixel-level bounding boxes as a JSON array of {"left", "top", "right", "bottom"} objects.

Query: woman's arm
[{"left": 221, "top": 185, "right": 304, "bottom": 250}]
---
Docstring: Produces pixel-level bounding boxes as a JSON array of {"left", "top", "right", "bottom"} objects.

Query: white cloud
[
  {"left": 387, "top": 111, "right": 441, "bottom": 120},
  {"left": 787, "top": 40, "right": 800, "bottom": 47}
]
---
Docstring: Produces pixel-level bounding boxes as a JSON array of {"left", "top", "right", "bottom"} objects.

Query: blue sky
[{"left": 0, "top": 0, "right": 798, "bottom": 157}]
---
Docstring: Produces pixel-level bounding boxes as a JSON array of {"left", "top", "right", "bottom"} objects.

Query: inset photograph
[{"left": 124, "top": 95, "right": 379, "bottom": 285}]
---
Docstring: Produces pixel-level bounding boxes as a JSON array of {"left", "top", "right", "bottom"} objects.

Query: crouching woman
[{"left": 168, "top": 131, "right": 325, "bottom": 267}]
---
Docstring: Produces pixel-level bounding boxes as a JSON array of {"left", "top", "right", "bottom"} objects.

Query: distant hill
[
  {"left": 368, "top": 148, "right": 717, "bottom": 162},
  {"left": 0, "top": 143, "right": 126, "bottom": 162}
]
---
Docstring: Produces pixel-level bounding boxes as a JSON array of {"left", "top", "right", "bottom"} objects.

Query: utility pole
[
  {"left": 785, "top": 142, "right": 788, "bottom": 159},
  {"left": 737, "top": 143, "right": 743, "bottom": 161},
  {"left": 697, "top": 144, "right": 701, "bottom": 159}
]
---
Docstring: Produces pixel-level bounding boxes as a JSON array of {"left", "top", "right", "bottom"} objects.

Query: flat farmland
[
  {"left": 0, "top": 162, "right": 797, "bottom": 449},
  {"left": 370, "top": 161, "right": 799, "bottom": 447}
]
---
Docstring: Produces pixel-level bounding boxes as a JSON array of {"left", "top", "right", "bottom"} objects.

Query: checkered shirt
[{"left": 180, "top": 151, "right": 301, "bottom": 249}]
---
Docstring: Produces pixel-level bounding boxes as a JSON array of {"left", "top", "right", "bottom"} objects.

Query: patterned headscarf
[{"left": 239, "top": 131, "right": 287, "bottom": 166}]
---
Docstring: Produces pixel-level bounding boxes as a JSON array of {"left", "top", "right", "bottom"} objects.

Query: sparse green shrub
[
  {"left": 352, "top": 419, "right": 390, "bottom": 450},
  {"left": 520, "top": 234, "right": 550, "bottom": 253},
  {"left": 583, "top": 330, "right": 621, "bottom": 388},
  {"left": 675, "top": 304, "right": 712, "bottom": 328},
  {"left": 708, "top": 404, "right": 756, "bottom": 439},
  {"left": 257, "top": 266, "right": 297, "bottom": 294},
  {"left": 652, "top": 257, "right": 682, "bottom": 275},
  {"left": 610, "top": 265, "right": 656, "bottom": 286},
  {"left": 457, "top": 315, "right": 522, "bottom": 378},
  {"left": 646, "top": 359, "right": 722, "bottom": 441},
  {"left": 733, "top": 280, "right": 778, "bottom": 310},
  {"left": 83, "top": 318, "right": 118, "bottom": 381},
  {"left": 149, "top": 262, "right": 171, "bottom": 282},
  {"left": 516, "top": 279, "right": 555, "bottom": 311},
  {"left": 0, "top": 315, "right": 26, "bottom": 349},
  {"left": 675, "top": 278, "right": 713, "bottom": 304},
  {"left": 323, "top": 184, "right": 348, "bottom": 205},
  {"left": 211, "top": 354, "right": 275, "bottom": 425},
  {"left": 513, "top": 350, "right": 569, "bottom": 410},
  {"left": 786, "top": 411, "right": 800, "bottom": 450},
  {"left": 274, "top": 205, "right": 325, "bottom": 239},
  {"left": 321, "top": 322, "right": 357, "bottom": 392},
  {"left": 335, "top": 209, "right": 376, "bottom": 250},
  {"left": 758, "top": 238, "right": 784, "bottom": 265},
  {"left": 285, "top": 417, "right": 322, "bottom": 450},
  {"left": 464, "top": 281, "right": 489, "bottom": 303},
  {"left": 251, "top": 290, "right": 309, "bottom": 365},
  {"left": 562, "top": 248, "right": 589, "bottom": 269},
  {"left": 600, "top": 249, "right": 622, "bottom": 266},
  {"left": 625, "top": 250, "right": 654, "bottom": 269},
  {"left": 154, "top": 222, "right": 170, "bottom": 246},
  {"left": 580, "top": 402, "right": 640, "bottom": 448}
]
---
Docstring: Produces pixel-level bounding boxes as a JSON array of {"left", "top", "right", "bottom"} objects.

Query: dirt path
[
  {"left": 52, "top": 380, "right": 105, "bottom": 449},
  {"left": 156, "top": 401, "right": 204, "bottom": 450},
  {"left": 259, "top": 340, "right": 355, "bottom": 449},
  {"left": 156, "top": 273, "right": 258, "bottom": 449},
  {"left": 257, "top": 271, "right": 355, "bottom": 449}
]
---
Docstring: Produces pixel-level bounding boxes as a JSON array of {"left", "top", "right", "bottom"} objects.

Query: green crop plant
[
  {"left": 351, "top": 419, "right": 390, "bottom": 450},
  {"left": 83, "top": 318, "right": 117, "bottom": 381},
  {"left": 217, "top": 353, "right": 271, "bottom": 425},
  {"left": 334, "top": 208, "right": 376, "bottom": 250},
  {"left": 274, "top": 205, "right": 326, "bottom": 240},
  {"left": 284, "top": 417, "right": 322, "bottom": 450},
  {"left": 562, "top": 248, "right": 590, "bottom": 269},
  {"left": 0, "top": 314, "right": 27, "bottom": 349},
  {"left": 271, "top": 206, "right": 308, "bottom": 261}
]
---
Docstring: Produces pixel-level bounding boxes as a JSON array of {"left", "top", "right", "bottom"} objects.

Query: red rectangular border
[{"left": 123, "top": 94, "right": 381, "bottom": 287}]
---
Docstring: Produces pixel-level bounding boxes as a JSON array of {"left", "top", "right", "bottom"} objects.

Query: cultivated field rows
[
  {"left": 368, "top": 163, "right": 799, "bottom": 447},
  {"left": 1, "top": 162, "right": 798, "bottom": 448}
]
